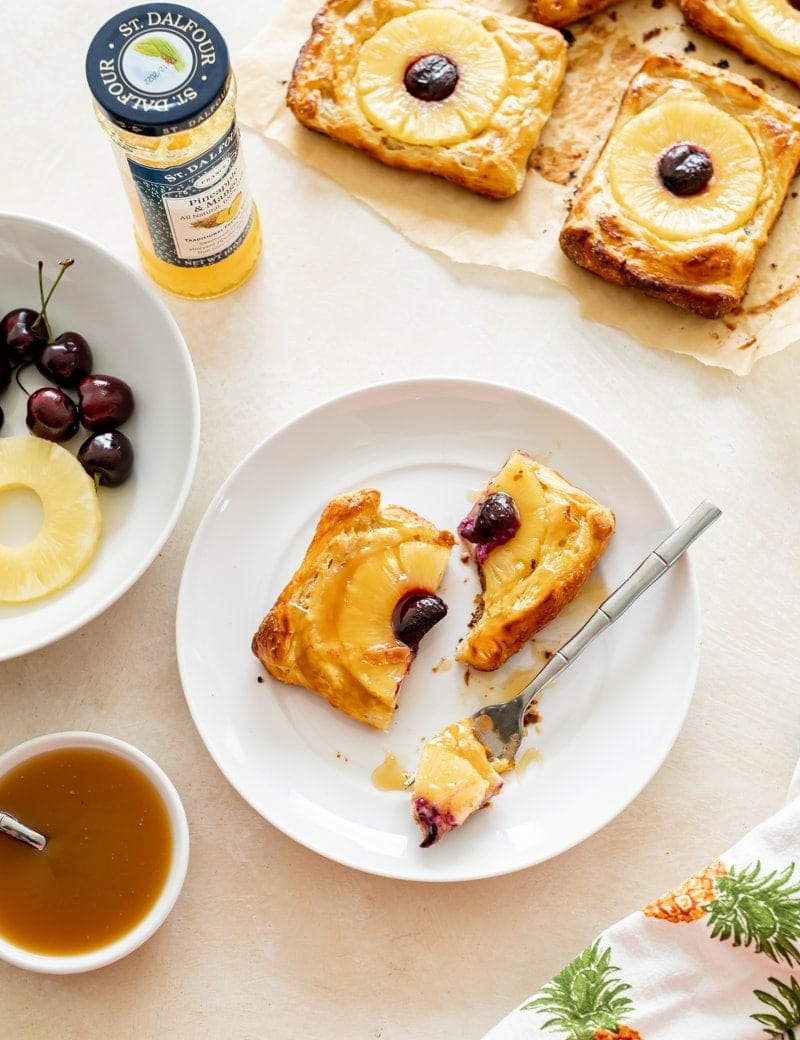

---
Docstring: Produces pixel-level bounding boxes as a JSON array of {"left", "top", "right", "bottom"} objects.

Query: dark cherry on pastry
[
  {"left": 404, "top": 54, "right": 459, "bottom": 101},
  {"left": 658, "top": 143, "right": 714, "bottom": 196}
]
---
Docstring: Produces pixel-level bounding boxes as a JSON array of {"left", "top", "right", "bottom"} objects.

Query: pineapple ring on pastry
[
  {"left": 606, "top": 99, "right": 763, "bottom": 240},
  {"left": 679, "top": 0, "right": 800, "bottom": 87},
  {"left": 355, "top": 10, "right": 508, "bottom": 147},
  {"left": 285, "top": 0, "right": 568, "bottom": 198},
  {"left": 251, "top": 489, "right": 455, "bottom": 732},
  {"left": 0, "top": 437, "right": 102, "bottom": 603},
  {"left": 559, "top": 53, "right": 800, "bottom": 318},
  {"left": 734, "top": 0, "right": 800, "bottom": 55}
]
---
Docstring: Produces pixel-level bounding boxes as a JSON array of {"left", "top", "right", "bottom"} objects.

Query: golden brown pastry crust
[
  {"left": 528, "top": 0, "right": 616, "bottom": 29},
  {"left": 559, "top": 53, "right": 800, "bottom": 318},
  {"left": 251, "top": 488, "right": 454, "bottom": 731},
  {"left": 680, "top": 0, "right": 800, "bottom": 87},
  {"left": 456, "top": 450, "right": 615, "bottom": 672},
  {"left": 286, "top": 0, "right": 567, "bottom": 198}
]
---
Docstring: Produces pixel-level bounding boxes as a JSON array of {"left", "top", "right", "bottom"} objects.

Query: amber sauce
[
  {"left": 371, "top": 753, "right": 410, "bottom": 792},
  {"left": 0, "top": 748, "right": 172, "bottom": 955}
]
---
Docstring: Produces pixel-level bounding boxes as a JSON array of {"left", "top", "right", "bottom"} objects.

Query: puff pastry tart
[
  {"left": 456, "top": 449, "right": 615, "bottom": 672},
  {"left": 286, "top": 0, "right": 568, "bottom": 198},
  {"left": 559, "top": 53, "right": 800, "bottom": 318},
  {"left": 251, "top": 489, "right": 454, "bottom": 731},
  {"left": 680, "top": 0, "right": 800, "bottom": 87},
  {"left": 527, "top": 0, "right": 616, "bottom": 29}
]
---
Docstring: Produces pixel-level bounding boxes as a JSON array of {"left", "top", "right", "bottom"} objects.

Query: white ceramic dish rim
[
  {"left": 0, "top": 210, "right": 200, "bottom": 661},
  {"left": 0, "top": 731, "right": 190, "bottom": 974}
]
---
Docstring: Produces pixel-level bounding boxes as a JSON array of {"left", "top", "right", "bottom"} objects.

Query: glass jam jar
[{"left": 86, "top": 4, "right": 261, "bottom": 299}]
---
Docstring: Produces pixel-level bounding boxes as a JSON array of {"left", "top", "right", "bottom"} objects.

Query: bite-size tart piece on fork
[
  {"left": 411, "top": 718, "right": 508, "bottom": 846},
  {"left": 559, "top": 52, "right": 800, "bottom": 318},
  {"left": 286, "top": 0, "right": 567, "bottom": 198},
  {"left": 456, "top": 449, "right": 615, "bottom": 672},
  {"left": 251, "top": 489, "right": 454, "bottom": 731}
]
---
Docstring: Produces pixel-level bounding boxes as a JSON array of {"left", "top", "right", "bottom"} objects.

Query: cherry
[
  {"left": 658, "top": 143, "right": 713, "bottom": 196},
  {"left": 78, "top": 374, "right": 134, "bottom": 431},
  {"left": 471, "top": 492, "right": 520, "bottom": 543},
  {"left": 26, "top": 386, "right": 80, "bottom": 442},
  {"left": 392, "top": 592, "right": 448, "bottom": 651},
  {"left": 459, "top": 491, "right": 521, "bottom": 564},
  {"left": 36, "top": 332, "right": 93, "bottom": 389},
  {"left": 77, "top": 430, "right": 134, "bottom": 487},
  {"left": 0, "top": 258, "right": 74, "bottom": 367},
  {"left": 0, "top": 308, "right": 49, "bottom": 366},
  {"left": 404, "top": 54, "right": 459, "bottom": 102}
]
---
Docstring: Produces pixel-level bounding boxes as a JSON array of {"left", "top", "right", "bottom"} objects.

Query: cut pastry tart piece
[
  {"left": 411, "top": 718, "right": 508, "bottom": 846},
  {"left": 251, "top": 489, "right": 454, "bottom": 731},
  {"left": 286, "top": 0, "right": 567, "bottom": 197},
  {"left": 680, "top": 0, "right": 800, "bottom": 88},
  {"left": 559, "top": 52, "right": 800, "bottom": 318},
  {"left": 456, "top": 449, "right": 615, "bottom": 672},
  {"left": 0, "top": 436, "right": 102, "bottom": 603}
]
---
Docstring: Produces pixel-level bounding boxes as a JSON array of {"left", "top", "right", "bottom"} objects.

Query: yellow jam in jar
[{"left": 86, "top": 4, "right": 262, "bottom": 299}]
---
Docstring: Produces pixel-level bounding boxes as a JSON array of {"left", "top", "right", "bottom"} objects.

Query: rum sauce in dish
[{"left": 0, "top": 746, "right": 173, "bottom": 956}]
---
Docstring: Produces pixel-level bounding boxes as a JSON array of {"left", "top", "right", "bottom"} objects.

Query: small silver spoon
[{"left": 0, "top": 812, "right": 47, "bottom": 851}]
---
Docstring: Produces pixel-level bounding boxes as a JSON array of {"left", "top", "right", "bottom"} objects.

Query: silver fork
[{"left": 470, "top": 499, "right": 722, "bottom": 765}]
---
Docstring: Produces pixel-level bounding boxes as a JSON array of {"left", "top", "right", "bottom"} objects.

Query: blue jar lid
[{"left": 86, "top": 4, "right": 230, "bottom": 136}]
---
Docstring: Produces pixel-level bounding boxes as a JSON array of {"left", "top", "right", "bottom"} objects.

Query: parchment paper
[{"left": 235, "top": 0, "right": 800, "bottom": 374}]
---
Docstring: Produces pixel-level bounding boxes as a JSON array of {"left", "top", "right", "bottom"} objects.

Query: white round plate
[
  {"left": 0, "top": 212, "right": 199, "bottom": 660},
  {"left": 177, "top": 378, "right": 700, "bottom": 882}
]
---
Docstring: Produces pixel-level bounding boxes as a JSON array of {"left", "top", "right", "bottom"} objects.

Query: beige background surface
[{"left": 2, "top": 1, "right": 800, "bottom": 1038}]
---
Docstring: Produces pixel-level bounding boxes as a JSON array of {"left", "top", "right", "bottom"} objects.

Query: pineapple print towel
[{"left": 482, "top": 793, "right": 800, "bottom": 1040}]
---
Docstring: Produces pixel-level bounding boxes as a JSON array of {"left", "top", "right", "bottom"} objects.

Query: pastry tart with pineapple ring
[
  {"left": 251, "top": 488, "right": 455, "bottom": 731},
  {"left": 679, "top": 0, "right": 800, "bottom": 88},
  {"left": 286, "top": 0, "right": 568, "bottom": 198},
  {"left": 456, "top": 449, "right": 615, "bottom": 672},
  {"left": 559, "top": 53, "right": 800, "bottom": 318}
]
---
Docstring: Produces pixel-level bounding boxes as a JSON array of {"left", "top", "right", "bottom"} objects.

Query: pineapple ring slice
[
  {"left": 337, "top": 540, "right": 452, "bottom": 698},
  {"left": 355, "top": 9, "right": 509, "bottom": 147},
  {"left": 607, "top": 98, "right": 764, "bottom": 240},
  {"left": 0, "top": 437, "right": 101, "bottom": 603},
  {"left": 735, "top": 0, "right": 800, "bottom": 56}
]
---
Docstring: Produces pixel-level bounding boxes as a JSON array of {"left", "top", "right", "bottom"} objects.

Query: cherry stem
[
  {"left": 14, "top": 362, "right": 32, "bottom": 397},
  {"left": 31, "top": 258, "right": 74, "bottom": 340}
]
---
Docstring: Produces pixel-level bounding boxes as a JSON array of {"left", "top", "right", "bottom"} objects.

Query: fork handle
[{"left": 520, "top": 500, "right": 721, "bottom": 708}]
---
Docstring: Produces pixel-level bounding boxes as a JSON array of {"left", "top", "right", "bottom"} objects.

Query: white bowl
[
  {"left": 0, "top": 211, "right": 200, "bottom": 660},
  {"left": 0, "top": 731, "right": 190, "bottom": 974}
]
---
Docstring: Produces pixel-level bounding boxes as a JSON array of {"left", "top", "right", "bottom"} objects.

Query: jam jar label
[{"left": 127, "top": 120, "right": 254, "bottom": 265}]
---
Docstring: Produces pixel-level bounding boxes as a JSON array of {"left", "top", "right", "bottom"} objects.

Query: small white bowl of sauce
[{"left": 0, "top": 731, "right": 190, "bottom": 974}]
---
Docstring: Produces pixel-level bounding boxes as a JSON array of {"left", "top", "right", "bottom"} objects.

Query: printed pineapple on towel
[{"left": 481, "top": 794, "right": 800, "bottom": 1039}]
